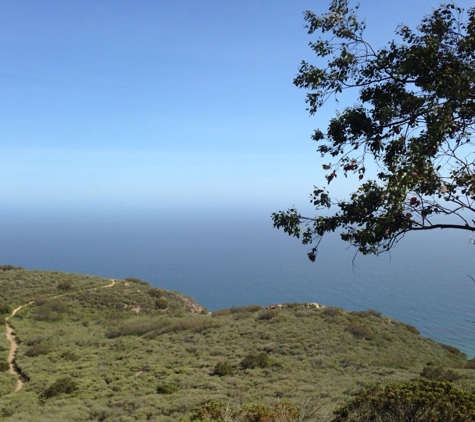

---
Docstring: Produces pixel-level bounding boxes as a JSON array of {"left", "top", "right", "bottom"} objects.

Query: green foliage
[
  {"left": 148, "top": 287, "right": 165, "bottom": 298},
  {"left": 57, "top": 280, "right": 72, "bottom": 291},
  {"left": 0, "top": 303, "right": 11, "bottom": 314},
  {"left": 442, "top": 343, "right": 467, "bottom": 358},
  {"left": 230, "top": 304, "right": 264, "bottom": 314},
  {"left": 346, "top": 322, "right": 373, "bottom": 340},
  {"left": 403, "top": 323, "right": 420, "bottom": 335},
  {"left": 0, "top": 269, "right": 473, "bottom": 421},
  {"left": 156, "top": 383, "right": 179, "bottom": 394},
  {"left": 322, "top": 307, "right": 342, "bottom": 318},
  {"left": 0, "top": 265, "right": 23, "bottom": 271},
  {"left": 0, "top": 360, "right": 9, "bottom": 372},
  {"left": 125, "top": 277, "right": 148, "bottom": 285},
  {"left": 41, "top": 376, "right": 78, "bottom": 399},
  {"left": 155, "top": 297, "right": 169, "bottom": 309},
  {"left": 240, "top": 352, "right": 271, "bottom": 370},
  {"left": 32, "top": 300, "right": 69, "bottom": 322},
  {"left": 212, "top": 361, "right": 235, "bottom": 377},
  {"left": 60, "top": 350, "right": 80, "bottom": 361},
  {"left": 365, "top": 309, "right": 382, "bottom": 318},
  {"left": 24, "top": 343, "right": 53, "bottom": 357},
  {"left": 273, "top": 1, "right": 475, "bottom": 258},
  {"left": 211, "top": 308, "right": 232, "bottom": 317},
  {"left": 420, "top": 362, "right": 461, "bottom": 382},
  {"left": 332, "top": 379, "right": 475, "bottom": 421},
  {"left": 256, "top": 310, "right": 276, "bottom": 321},
  {"left": 190, "top": 400, "right": 302, "bottom": 422}
]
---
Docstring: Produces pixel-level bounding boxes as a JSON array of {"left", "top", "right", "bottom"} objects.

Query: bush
[
  {"left": 156, "top": 383, "right": 178, "bottom": 394},
  {"left": 420, "top": 363, "right": 461, "bottom": 382},
  {"left": 441, "top": 343, "right": 467, "bottom": 358},
  {"left": 256, "top": 310, "right": 276, "bottom": 321},
  {"left": 0, "top": 360, "right": 9, "bottom": 372},
  {"left": 346, "top": 322, "right": 372, "bottom": 340},
  {"left": 190, "top": 400, "right": 301, "bottom": 422},
  {"left": 0, "top": 265, "right": 22, "bottom": 271},
  {"left": 332, "top": 379, "right": 475, "bottom": 422},
  {"left": 0, "top": 303, "right": 11, "bottom": 314},
  {"left": 403, "top": 323, "right": 420, "bottom": 335},
  {"left": 42, "top": 377, "right": 78, "bottom": 399},
  {"left": 61, "top": 350, "right": 80, "bottom": 361},
  {"left": 466, "top": 358, "right": 475, "bottom": 369},
  {"left": 211, "top": 309, "right": 232, "bottom": 317},
  {"left": 230, "top": 304, "right": 264, "bottom": 314},
  {"left": 240, "top": 352, "right": 271, "bottom": 370},
  {"left": 148, "top": 288, "right": 164, "bottom": 298},
  {"left": 322, "top": 307, "right": 341, "bottom": 317},
  {"left": 154, "top": 297, "right": 169, "bottom": 310},
  {"left": 105, "top": 319, "right": 158, "bottom": 338},
  {"left": 125, "top": 277, "right": 148, "bottom": 285},
  {"left": 366, "top": 308, "right": 382, "bottom": 318},
  {"left": 24, "top": 343, "right": 53, "bottom": 357},
  {"left": 57, "top": 280, "right": 73, "bottom": 291},
  {"left": 158, "top": 318, "right": 215, "bottom": 335},
  {"left": 212, "top": 362, "right": 235, "bottom": 377}
]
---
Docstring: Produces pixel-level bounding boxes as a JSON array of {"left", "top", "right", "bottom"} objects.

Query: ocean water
[{"left": 1, "top": 212, "right": 473, "bottom": 357}]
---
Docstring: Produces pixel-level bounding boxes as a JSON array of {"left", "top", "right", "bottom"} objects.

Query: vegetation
[
  {"left": 332, "top": 379, "right": 475, "bottom": 421},
  {"left": 0, "top": 267, "right": 473, "bottom": 420},
  {"left": 272, "top": 1, "right": 475, "bottom": 259}
]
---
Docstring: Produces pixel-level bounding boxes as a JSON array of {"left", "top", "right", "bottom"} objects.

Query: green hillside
[{"left": 0, "top": 268, "right": 474, "bottom": 421}]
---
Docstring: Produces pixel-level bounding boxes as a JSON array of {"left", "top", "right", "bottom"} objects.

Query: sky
[{"left": 2, "top": 0, "right": 474, "bottom": 219}]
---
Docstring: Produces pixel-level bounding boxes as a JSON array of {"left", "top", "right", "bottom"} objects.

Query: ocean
[{"left": 1, "top": 211, "right": 473, "bottom": 357}]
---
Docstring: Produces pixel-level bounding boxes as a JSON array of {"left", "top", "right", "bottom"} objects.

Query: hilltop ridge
[{"left": 0, "top": 268, "right": 474, "bottom": 421}]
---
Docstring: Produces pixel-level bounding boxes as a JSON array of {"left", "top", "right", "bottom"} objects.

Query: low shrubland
[{"left": 0, "top": 268, "right": 473, "bottom": 421}]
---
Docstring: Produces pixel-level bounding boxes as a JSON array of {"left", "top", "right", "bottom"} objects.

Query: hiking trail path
[{"left": 4, "top": 279, "right": 116, "bottom": 393}]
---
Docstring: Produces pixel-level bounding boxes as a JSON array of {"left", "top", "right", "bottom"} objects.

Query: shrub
[
  {"left": 240, "top": 352, "right": 271, "bottom": 370},
  {"left": 366, "top": 308, "right": 382, "bottom": 318},
  {"left": 0, "top": 360, "right": 9, "bottom": 372},
  {"left": 42, "top": 376, "right": 78, "bottom": 399},
  {"left": 154, "top": 297, "right": 169, "bottom": 310},
  {"left": 441, "top": 343, "right": 467, "bottom": 358},
  {"left": 332, "top": 379, "right": 475, "bottom": 422},
  {"left": 230, "top": 304, "right": 264, "bottom": 314},
  {"left": 125, "top": 277, "right": 148, "bottom": 285},
  {"left": 190, "top": 400, "right": 301, "bottom": 422},
  {"left": 158, "top": 318, "right": 215, "bottom": 335},
  {"left": 420, "top": 363, "right": 461, "bottom": 382},
  {"left": 148, "top": 288, "right": 164, "bottom": 298},
  {"left": 403, "top": 323, "right": 420, "bottom": 335},
  {"left": 105, "top": 319, "right": 158, "bottom": 338},
  {"left": 57, "top": 280, "right": 73, "bottom": 291},
  {"left": 190, "top": 400, "right": 228, "bottom": 421},
  {"left": 156, "top": 383, "right": 178, "bottom": 394},
  {"left": 0, "top": 303, "right": 11, "bottom": 314},
  {"left": 211, "top": 309, "right": 232, "bottom": 317},
  {"left": 322, "top": 307, "right": 341, "bottom": 317},
  {"left": 466, "top": 358, "right": 475, "bottom": 369},
  {"left": 24, "top": 343, "right": 53, "bottom": 357},
  {"left": 213, "top": 362, "right": 235, "bottom": 377},
  {"left": 0, "top": 265, "right": 21, "bottom": 271},
  {"left": 257, "top": 310, "right": 276, "bottom": 321},
  {"left": 61, "top": 350, "right": 80, "bottom": 361},
  {"left": 33, "top": 300, "right": 69, "bottom": 322},
  {"left": 346, "top": 322, "right": 373, "bottom": 340}
]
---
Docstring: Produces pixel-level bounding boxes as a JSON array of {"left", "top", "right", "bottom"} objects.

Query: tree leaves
[{"left": 275, "top": 1, "right": 475, "bottom": 259}]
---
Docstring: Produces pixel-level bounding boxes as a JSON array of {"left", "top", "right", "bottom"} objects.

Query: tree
[{"left": 272, "top": 1, "right": 475, "bottom": 261}]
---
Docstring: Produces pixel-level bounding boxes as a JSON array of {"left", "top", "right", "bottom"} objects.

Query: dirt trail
[{"left": 4, "top": 279, "right": 116, "bottom": 393}]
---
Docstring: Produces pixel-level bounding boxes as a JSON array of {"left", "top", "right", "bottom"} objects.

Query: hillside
[{"left": 0, "top": 268, "right": 474, "bottom": 421}]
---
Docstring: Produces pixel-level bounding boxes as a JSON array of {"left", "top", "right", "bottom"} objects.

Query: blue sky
[{"left": 2, "top": 0, "right": 474, "bottom": 218}]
